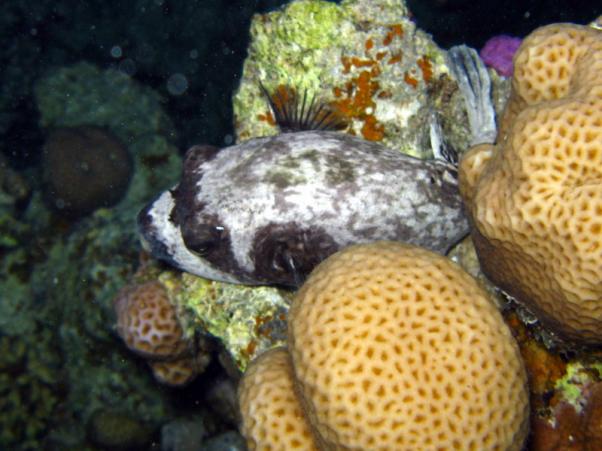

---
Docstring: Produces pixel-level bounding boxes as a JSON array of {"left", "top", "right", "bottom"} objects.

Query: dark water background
[{"left": 2, "top": 0, "right": 600, "bottom": 170}]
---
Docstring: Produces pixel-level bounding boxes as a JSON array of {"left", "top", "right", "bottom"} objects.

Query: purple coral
[{"left": 479, "top": 35, "right": 522, "bottom": 77}]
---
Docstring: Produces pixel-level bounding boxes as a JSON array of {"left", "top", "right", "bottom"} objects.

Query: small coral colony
[{"left": 112, "top": 2, "right": 601, "bottom": 449}]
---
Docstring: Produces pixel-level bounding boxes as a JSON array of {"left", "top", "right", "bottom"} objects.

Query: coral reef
[
  {"left": 239, "top": 241, "right": 529, "bottom": 450},
  {"left": 450, "top": 210, "right": 602, "bottom": 451},
  {"left": 0, "top": 233, "right": 62, "bottom": 449},
  {"left": 166, "top": 270, "right": 293, "bottom": 373},
  {"left": 234, "top": 0, "right": 473, "bottom": 159},
  {"left": 34, "top": 62, "right": 181, "bottom": 211},
  {"left": 113, "top": 280, "right": 211, "bottom": 386},
  {"left": 0, "top": 329, "right": 62, "bottom": 449},
  {"left": 42, "top": 126, "right": 133, "bottom": 217},
  {"left": 114, "top": 281, "right": 191, "bottom": 359},
  {"left": 529, "top": 359, "right": 602, "bottom": 450},
  {"left": 112, "top": 256, "right": 293, "bottom": 376},
  {"left": 31, "top": 210, "right": 175, "bottom": 448},
  {"left": 459, "top": 23, "right": 602, "bottom": 344},
  {"left": 1, "top": 66, "right": 184, "bottom": 438},
  {"left": 0, "top": 154, "right": 31, "bottom": 249},
  {"left": 5, "top": 0, "right": 601, "bottom": 447},
  {"left": 0, "top": 60, "right": 182, "bottom": 444},
  {"left": 0, "top": 3, "right": 310, "bottom": 448}
]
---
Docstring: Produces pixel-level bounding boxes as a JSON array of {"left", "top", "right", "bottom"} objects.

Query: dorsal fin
[{"left": 259, "top": 83, "right": 347, "bottom": 133}]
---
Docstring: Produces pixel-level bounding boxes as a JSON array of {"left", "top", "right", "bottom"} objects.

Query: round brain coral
[
  {"left": 113, "top": 280, "right": 189, "bottom": 360},
  {"left": 238, "top": 347, "right": 317, "bottom": 451},
  {"left": 150, "top": 357, "right": 205, "bottom": 387},
  {"left": 459, "top": 23, "right": 602, "bottom": 344},
  {"left": 113, "top": 280, "right": 211, "bottom": 386},
  {"left": 42, "top": 126, "right": 133, "bottom": 217},
  {"left": 287, "top": 241, "right": 529, "bottom": 450}
]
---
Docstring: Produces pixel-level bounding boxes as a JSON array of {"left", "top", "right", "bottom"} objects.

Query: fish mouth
[{"left": 136, "top": 191, "right": 177, "bottom": 264}]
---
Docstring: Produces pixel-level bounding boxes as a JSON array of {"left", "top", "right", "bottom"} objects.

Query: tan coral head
[
  {"left": 459, "top": 23, "right": 602, "bottom": 344},
  {"left": 238, "top": 347, "right": 318, "bottom": 450},
  {"left": 113, "top": 280, "right": 208, "bottom": 386},
  {"left": 237, "top": 242, "right": 528, "bottom": 450}
]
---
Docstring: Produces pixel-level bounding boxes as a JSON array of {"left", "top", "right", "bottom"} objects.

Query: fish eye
[{"left": 183, "top": 225, "right": 224, "bottom": 257}]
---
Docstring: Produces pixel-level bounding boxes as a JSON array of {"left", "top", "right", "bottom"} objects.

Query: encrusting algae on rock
[
  {"left": 234, "top": 0, "right": 465, "bottom": 158},
  {"left": 170, "top": 272, "right": 292, "bottom": 372},
  {"left": 113, "top": 258, "right": 293, "bottom": 375}
]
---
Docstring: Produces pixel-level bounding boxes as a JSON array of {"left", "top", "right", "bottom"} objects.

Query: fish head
[{"left": 137, "top": 189, "right": 252, "bottom": 285}]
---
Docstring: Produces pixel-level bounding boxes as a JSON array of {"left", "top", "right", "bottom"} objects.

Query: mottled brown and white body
[{"left": 138, "top": 130, "right": 468, "bottom": 286}]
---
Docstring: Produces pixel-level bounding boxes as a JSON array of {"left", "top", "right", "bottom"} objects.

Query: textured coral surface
[
  {"left": 238, "top": 347, "right": 317, "bottom": 450},
  {"left": 287, "top": 241, "right": 529, "bottom": 450},
  {"left": 114, "top": 281, "right": 188, "bottom": 359},
  {"left": 113, "top": 279, "right": 207, "bottom": 386},
  {"left": 460, "top": 23, "right": 602, "bottom": 343}
]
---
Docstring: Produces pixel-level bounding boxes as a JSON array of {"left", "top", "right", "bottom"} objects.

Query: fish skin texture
[{"left": 138, "top": 131, "right": 468, "bottom": 287}]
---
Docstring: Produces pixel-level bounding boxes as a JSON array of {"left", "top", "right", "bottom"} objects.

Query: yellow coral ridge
[
  {"left": 460, "top": 23, "right": 602, "bottom": 343},
  {"left": 238, "top": 347, "right": 317, "bottom": 451},
  {"left": 287, "top": 241, "right": 528, "bottom": 450}
]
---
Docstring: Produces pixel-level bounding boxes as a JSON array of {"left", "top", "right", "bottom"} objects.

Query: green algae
[
  {"left": 165, "top": 272, "right": 293, "bottom": 373},
  {"left": 269, "top": 1, "right": 348, "bottom": 51},
  {"left": 233, "top": 0, "right": 468, "bottom": 160}
]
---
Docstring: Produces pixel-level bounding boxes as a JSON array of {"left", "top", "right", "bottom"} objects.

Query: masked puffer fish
[{"left": 138, "top": 87, "right": 469, "bottom": 287}]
